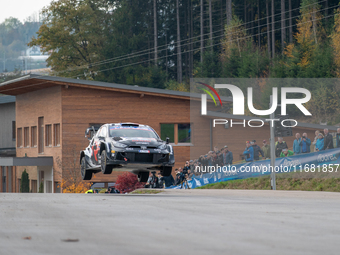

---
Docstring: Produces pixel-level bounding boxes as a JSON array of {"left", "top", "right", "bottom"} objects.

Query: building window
[
  {"left": 12, "top": 121, "right": 16, "bottom": 140},
  {"left": 31, "top": 180, "right": 37, "bottom": 193},
  {"left": 160, "top": 123, "right": 191, "bottom": 144},
  {"left": 160, "top": 124, "right": 174, "bottom": 143},
  {"left": 2, "top": 167, "right": 6, "bottom": 192},
  {"left": 31, "top": 126, "right": 37, "bottom": 147},
  {"left": 54, "top": 124, "right": 60, "bottom": 146},
  {"left": 17, "top": 128, "right": 22, "bottom": 147},
  {"left": 45, "top": 125, "right": 52, "bottom": 147},
  {"left": 24, "top": 127, "right": 29, "bottom": 147},
  {"left": 178, "top": 124, "right": 191, "bottom": 143},
  {"left": 38, "top": 117, "right": 44, "bottom": 153}
]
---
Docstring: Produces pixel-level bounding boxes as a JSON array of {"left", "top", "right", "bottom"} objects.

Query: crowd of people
[
  {"left": 272, "top": 128, "right": 340, "bottom": 159},
  {"left": 144, "top": 128, "right": 340, "bottom": 189},
  {"left": 145, "top": 160, "right": 197, "bottom": 189}
]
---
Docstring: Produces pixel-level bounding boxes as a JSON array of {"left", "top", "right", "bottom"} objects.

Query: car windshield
[{"left": 109, "top": 127, "right": 158, "bottom": 139}]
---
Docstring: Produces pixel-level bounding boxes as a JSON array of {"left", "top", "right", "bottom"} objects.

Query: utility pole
[
  {"left": 270, "top": 95, "right": 276, "bottom": 190},
  {"left": 154, "top": 0, "right": 158, "bottom": 66},
  {"left": 25, "top": 33, "right": 28, "bottom": 74},
  {"left": 3, "top": 52, "right": 5, "bottom": 72}
]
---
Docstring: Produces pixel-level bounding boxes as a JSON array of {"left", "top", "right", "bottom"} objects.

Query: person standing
[
  {"left": 336, "top": 128, "right": 340, "bottom": 148},
  {"left": 293, "top": 133, "right": 302, "bottom": 155},
  {"left": 261, "top": 140, "right": 270, "bottom": 159},
  {"left": 223, "top": 145, "right": 233, "bottom": 165},
  {"left": 251, "top": 140, "right": 264, "bottom": 160},
  {"left": 275, "top": 137, "right": 288, "bottom": 157},
  {"left": 299, "top": 133, "right": 311, "bottom": 153},
  {"left": 243, "top": 141, "right": 254, "bottom": 162},
  {"left": 315, "top": 133, "right": 325, "bottom": 152},
  {"left": 323, "top": 128, "right": 334, "bottom": 150},
  {"left": 311, "top": 130, "right": 320, "bottom": 152}
]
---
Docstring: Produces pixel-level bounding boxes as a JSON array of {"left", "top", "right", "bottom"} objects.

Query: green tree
[
  {"left": 29, "top": 0, "right": 113, "bottom": 79},
  {"left": 20, "top": 169, "right": 29, "bottom": 193}
]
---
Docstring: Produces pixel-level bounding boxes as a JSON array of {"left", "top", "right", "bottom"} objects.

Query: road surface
[{"left": 1, "top": 189, "right": 339, "bottom": 255}]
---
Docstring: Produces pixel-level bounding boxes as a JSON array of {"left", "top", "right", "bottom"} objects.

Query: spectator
[
  {"left": 158, "top": 173, "right": 164, "bottom": 188},
  {"left": 336, "top": 128, "right": 340, "bottom": 148},
  {"left": 189, "top": 160, "right": 195, "bottom": 172},
  {"left": 148, "top": 171, "right": 159, "bottom": 188},
  {"left": 214, "top": 146, "right": 220, "bottom": 154},
  {"left": 174, "top": 169, "right": 181, "bottom": 185},
  {"left": 316, "top": 133, "right": 325, "bottom": 152},
  {"left": 275, "top": 137, "right": 288, "bottom": 157},
  {"left": 293, "top": 133, "right": 302, "bottom": 155},
  {"left": 223, "top": 145, "right": 233, "bottom": 165},
  {"left": 216, "top": 148, "right": 225, "bottom": 166},
  {"left": 280, "top": 148, "right": 294, "bottom": 157},
  {"left": 299, "top": 133, "right": 311, "bottom": 153},
  {"left": 207, "top": 151, "right": 214, "bottom": 166},
  {"left": 323, "top": 128, "right": 334, "bottom": 150},
  {"left": 187, "top": 169, "right": 193, "bottom": 180},
  {"left": 251, "top": 140, "right": 264, "bottom": 160},
  {"left": 162, "top": 174, "right": 175, "bottom": 188},
  {"left": 261, "top": 140, "right": 270, "bottom": 159},
  {"left": 243, "top": 141, "right": 254, "bottom": 162},
  {"left": 312, "top": 130, "right": 320, "bottom": 152},
  {"left": 183, "top": 161, "right": 190, "bottom": 172}
]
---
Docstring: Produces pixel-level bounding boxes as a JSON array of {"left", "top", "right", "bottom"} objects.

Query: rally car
[{"left": 80, "top": 123, "right": 175, "bottom": 182}]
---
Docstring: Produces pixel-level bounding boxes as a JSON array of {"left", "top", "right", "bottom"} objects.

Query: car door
[{"left": 91, "top": 126, "right": 103, "bottom": 166}]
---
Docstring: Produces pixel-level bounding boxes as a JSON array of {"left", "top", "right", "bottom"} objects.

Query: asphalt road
[{"left": 1, "top": 189, "right": 340, "bottom": 255}]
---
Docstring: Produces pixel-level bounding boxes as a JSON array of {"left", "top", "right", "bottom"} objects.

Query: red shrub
[{"left": 115, "top": 172, "right": 144, "bottom": 193}]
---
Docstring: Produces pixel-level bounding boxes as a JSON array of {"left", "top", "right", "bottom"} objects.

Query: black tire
[
  {"left": 101, "top": 150, "right": 113, "bottom": 174},
  {"left": 81, "top": 157, "right": 93, "bottom": 180},
  {"left": 161, "top": 166, "right": 172, "bottom": 176},
  {"left": 137, "top": 172, "right": 149, "bottom": 182}
]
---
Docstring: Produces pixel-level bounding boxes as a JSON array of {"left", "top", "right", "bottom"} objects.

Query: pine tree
[
  {"left": 331, "top": 5, "right": 340, "bottom": 77},
  {"left": 20, "top": 169, "right": 29, "bottom": 193}
]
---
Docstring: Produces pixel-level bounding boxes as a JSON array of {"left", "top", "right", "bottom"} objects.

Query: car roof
[{"left": 108, "top": 123, "right": 150, "bottom": 128}]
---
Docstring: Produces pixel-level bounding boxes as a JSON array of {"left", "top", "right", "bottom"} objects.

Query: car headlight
[
  {"left": 113, "top": 142, "right": 128, "bottom": 148},
  {"left": 158, "top": 143, "right": 167, "bottom": 150}
]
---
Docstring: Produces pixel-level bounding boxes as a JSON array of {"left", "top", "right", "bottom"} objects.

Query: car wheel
[
  {"left": 161, "top": 166, "right": 172, "bottom": 176},
  {"left": 137, "top": 172, "right": 149, "bottom": 182},
  {"left": 101, "top": 150, "right": 113, "bottom": 174},
  {"left": 81, "top": 157, "right": 93, "bottom": 180}
]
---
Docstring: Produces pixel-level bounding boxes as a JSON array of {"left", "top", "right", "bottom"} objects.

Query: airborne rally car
[{"left": 80, "top": 123, "right": 175, "bottom": 182}]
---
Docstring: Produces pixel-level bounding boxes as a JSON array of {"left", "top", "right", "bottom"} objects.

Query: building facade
[{"left": 0, "top": 75, "right": 338, "bottom": 192}]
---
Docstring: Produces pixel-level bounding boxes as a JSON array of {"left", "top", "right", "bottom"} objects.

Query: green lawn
[{"left": 197, "top": 176, "right": 340, "bottom": 192}]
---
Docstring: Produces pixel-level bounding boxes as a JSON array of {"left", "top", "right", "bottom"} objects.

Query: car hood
[{"left": 110, "top": 137, "right": 164, "bottom": 147}]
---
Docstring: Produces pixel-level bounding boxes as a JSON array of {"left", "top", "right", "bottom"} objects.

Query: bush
[
  {"left": 115, "top": 172, "right": 144, "bottom": 193},
  {"left": 20, "top": 169, "right": 29, "bottom": 193},
  {"left": 38, "top": 182, "right": 44, "bottom": 193}
]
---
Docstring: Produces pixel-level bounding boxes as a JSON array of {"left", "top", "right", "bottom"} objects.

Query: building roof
[
  {"left": 0, "top": 95, "right": 15, "bottom": 104},
  {"left": 0, "top": 156, "right": 53, "bottom": 166},
  {"left": 0, "top": 74, "right": 233, "bottom": 102}
]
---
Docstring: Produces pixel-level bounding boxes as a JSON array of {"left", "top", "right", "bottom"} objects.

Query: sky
[{"left": 0, "top": 0, "right": 52, "bottom": 24}]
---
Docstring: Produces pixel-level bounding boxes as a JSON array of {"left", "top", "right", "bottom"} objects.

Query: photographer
[
  {"left": 299, "top": 133, "right": 311, "bottom": 153},
  {"left": 145, "top": 171, "right": 159, "bottom": 188},
  {"left": 174, "top": 168, "right": 181, "bottom": 185}
]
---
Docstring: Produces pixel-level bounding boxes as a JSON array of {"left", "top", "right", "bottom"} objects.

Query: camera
[{"left": 302, "top": 136, "right": 305, "bottom": 139}]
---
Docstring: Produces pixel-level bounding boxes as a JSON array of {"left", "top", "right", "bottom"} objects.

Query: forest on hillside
[
  {"left": 3, "top": 0, "right": 340, "bottom": 124},
  {"left": 28, "top": 0, "right": 340, "bottom": 85}
]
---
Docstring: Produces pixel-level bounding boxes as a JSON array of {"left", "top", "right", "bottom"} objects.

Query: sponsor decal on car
[{"left": 139, "top": 150, "right": 150, "bottom": 153}]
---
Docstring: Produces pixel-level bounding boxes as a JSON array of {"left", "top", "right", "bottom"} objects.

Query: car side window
[
  {"left": 101, "top": 126, "right": 107, "bottom": 137},
  {"left": 97, "top": 127, "right": 103, "bottom": 137}
]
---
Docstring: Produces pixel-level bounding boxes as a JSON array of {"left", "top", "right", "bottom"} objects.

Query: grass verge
[
  {"left": 130, "top": 189, "right": 164, "bottom": 194},
  {"left": 196, "top": 176, "right": 340, "bottom": 192}
]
